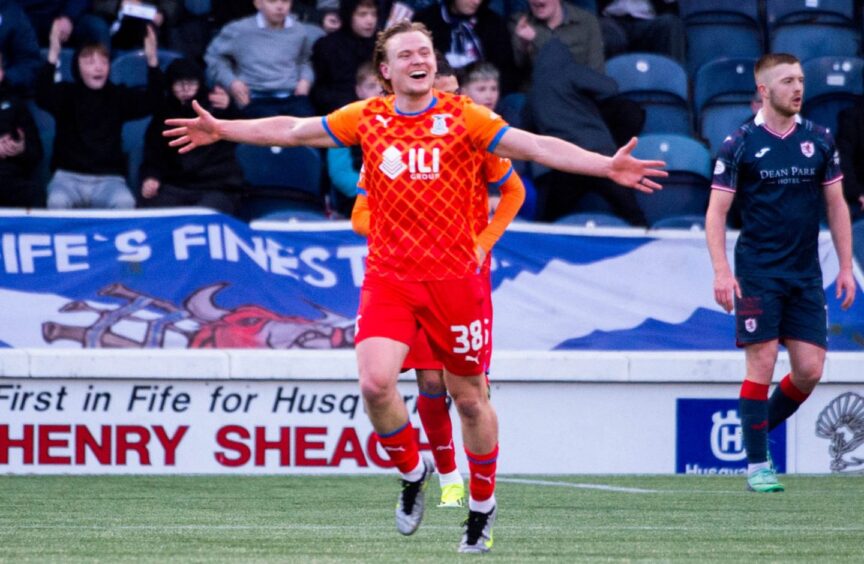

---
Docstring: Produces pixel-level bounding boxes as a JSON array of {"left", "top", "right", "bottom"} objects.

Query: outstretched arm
[
  {"left": 493, "top": 128, "right": 667, "bottom": 192},
  {"left": 824, "top": 181, "right": 856, "bottom": 310},
  {"left": 163, "top": 100, "right": 337, "bottom": 153}
]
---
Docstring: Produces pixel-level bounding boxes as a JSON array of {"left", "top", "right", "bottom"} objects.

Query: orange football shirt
[{"left": 324, "top": 90, "right": 509, "bottom": 281}]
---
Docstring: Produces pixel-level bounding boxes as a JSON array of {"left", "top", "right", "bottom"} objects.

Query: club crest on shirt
[
  {"left": 744, "top": 318, "right": 757, "bottom": 333},
  {"left": 430, "top": 114, "right": 451, "bottom": 135},
  {"left": 800, "top": 141, "right": 815, "bottom": 158}
]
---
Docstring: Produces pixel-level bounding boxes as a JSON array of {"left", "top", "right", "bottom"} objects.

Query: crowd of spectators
[{"left": 2, "top": 0, "right": 863, "bottom": 228}]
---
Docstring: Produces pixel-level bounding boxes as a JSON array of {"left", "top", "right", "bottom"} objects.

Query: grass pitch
[{"left": 1, "top": 474, "right": 862, "bottom": 562}]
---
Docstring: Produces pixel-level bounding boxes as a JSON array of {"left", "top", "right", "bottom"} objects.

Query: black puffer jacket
[
  {"left": 34, "top": 45, "right": 163, "bottom": 175},
  {"left": 139, "top": 57, "right": 244, "bottom": 192}
]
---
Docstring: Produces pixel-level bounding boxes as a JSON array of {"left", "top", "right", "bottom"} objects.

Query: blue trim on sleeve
[
  {"left": 357, "top": 186, "right": 368, "bottom": 196},
  {"left": 321, "top": 117, "right": 345, "bottom": 147},
  {"left": 487, "top": 126, "right": 510, "bottom": 153},
  {"left": 487, "top": 166, "right": 513, "bottom": 189}
]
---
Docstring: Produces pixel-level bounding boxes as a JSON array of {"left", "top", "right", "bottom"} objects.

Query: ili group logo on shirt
[{"left": 378, "top": 147, "right": 441, "bottom": 180}]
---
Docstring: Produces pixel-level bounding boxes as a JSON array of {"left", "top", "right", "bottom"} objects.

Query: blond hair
[{"left": 372, "top": 21, "right": 434, "bottom": 93}]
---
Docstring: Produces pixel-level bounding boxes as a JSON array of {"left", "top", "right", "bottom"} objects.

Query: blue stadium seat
[
  {"left": 554, "top": 212, "right": 630, "bottom": 228},
  {"left": 122, "top": 117, "right": 151, "bottom": 192},
  {"left": 693, "top": 58, "right": 757, "bottom": 154},
  {"left": 802, "top": 56, "right": 864, "bottom": 134},
  {"left": 41, "top": 48, "right": 75, "bottom": 82},
  {"left": 496, "top": 92, "right": 526, "bottom": 129},
  {"left": 631, "top": 134, "right": 712, "bottom": 226},
  {"left": 27, "top": 101, "right": 55, "bottom": 190},
  {"left": 650, "top": 214, "right": 707, "bottom": 231},
  {"left": 606, "top": 53, "right": 692, "bottom": 135},
  {"left": 853, "top": 218, "right": 864, "bottom": 269},
  {"left": 679, "top": 1, "right": 762, "bottom": 76},
  {"left": 235, "top": 145, "right": 324, "bottom": 221},
  {"left": 109, "top": 49, "right": 183, "bottom": 87},
  {"left": 767, "top": 0, "right": 860, "bottom": 62},
  {"left": 184, "top": 0, "right": 211, "bottom": 15}
]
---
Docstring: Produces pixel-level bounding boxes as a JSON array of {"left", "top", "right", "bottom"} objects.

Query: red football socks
[
  {"left": 417, "top": 392, "right": 458, "bottom": 474},
  {"left": 377, "top": 422, "right": 420, "bottom": 474}
]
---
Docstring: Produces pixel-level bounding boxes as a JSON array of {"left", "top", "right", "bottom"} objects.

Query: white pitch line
[{"left": 498, "top": 477, "right": 658, "bottom": 493}]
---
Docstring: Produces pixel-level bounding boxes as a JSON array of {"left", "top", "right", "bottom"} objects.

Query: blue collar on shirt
[{"left": 395, "top": 96, "right": 438, "bottom": 116}]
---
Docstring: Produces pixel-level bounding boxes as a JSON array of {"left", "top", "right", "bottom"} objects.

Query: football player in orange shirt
[
  {"left": 164, "top": 21, "right": 666, "bottom": 553},
  {"left": 349, "top": 55, "right": 524, "bottom": 513}
]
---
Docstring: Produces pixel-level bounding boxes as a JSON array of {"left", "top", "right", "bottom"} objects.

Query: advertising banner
[
  {"left": 2, "top": 375, "right": 863, "bottom": 475},
  {"left": 1, "top": 210, "right": 862, "bottom": 351}
]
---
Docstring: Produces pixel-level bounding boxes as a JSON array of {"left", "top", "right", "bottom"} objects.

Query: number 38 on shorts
[{"left": 450, "top": 318, "right": 490, "bottom": 366}]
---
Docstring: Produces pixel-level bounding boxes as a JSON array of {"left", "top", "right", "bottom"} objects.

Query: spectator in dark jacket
[
  {"left": 526, "top": 38, "right": 645, "bottom": 225},
  {"left": 0, "top": 51, "right": 43, "bottom": 207},
  {"left": 0, "top": 0, "right": 43, "bottom": 93},
  {"left": 414, "top": 0, "right": 518, "bottom": 94},
  {"left": 36, "top": 24, "right": 163, "bottom": 208},
  {"left": 18, "top": 0, "right": 110, "bottom": 48},
  {"left": 139, "top": 57, "right": 245, "bottom": 214},
  {"left": 310, "top": 0, "right": 378, "bottom": 114},
  {"left": 91, "top": 0, "right": 181, "bottom": 50}
]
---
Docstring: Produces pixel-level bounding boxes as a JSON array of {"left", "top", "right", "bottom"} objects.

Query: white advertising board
[{"left": 1, "top": 351, "right": 862, "bottom": 475}]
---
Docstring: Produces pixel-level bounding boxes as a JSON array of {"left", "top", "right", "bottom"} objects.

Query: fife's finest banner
[{"left": 1, "top": 210, "right": 862, "bottom": 351}]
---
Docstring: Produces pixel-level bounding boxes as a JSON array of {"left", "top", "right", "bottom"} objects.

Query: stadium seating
[
  {"left": 693, "top": 58, "right": 757, "bottom": 154},
  {"left": 122, "top": 117, "right": 151, "bottom": 193},
  {"left": 631, "top": 134, "right": 712, "bottom": 226},
  {"left": 678, "top": 1, "right": 763, "bottom": 76},
  {"left": 802, "top": 56, "right": 864, "bottom": 134},
  {"left": 554, "top": 212, "right": 631, "bottom": 228},
  {"left": 184, "top": 0, "right": 212, "bottom": 15},
  {"left": 235, "top": 144, "right": 324, "bottom": 221},
  {"left": 605, "top": 53, "right": 692, "bottom": 135},
  {"left": 40, "top": 48, "right": 75, "bottom": 83},
  {"left": 650, "top": 214, "right": 707, "bottom": 230},
  {"left": 26, "top": 101, "right": 55, "bottom": 191},
  {"left": 496, "top": 92, "right": 527, "bottom": 130},
  {"left": 108, "top": 50, "right": 182, "bottom": 195},
  {"left": 109, "top": 49, "right": 184, "bottom": 87},
  {"left": 767, "top": 0, "right": 860, "bottom": 62}
]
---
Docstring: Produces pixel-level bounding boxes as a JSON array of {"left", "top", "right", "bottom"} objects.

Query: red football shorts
[
  {"left": 356, "top": 274, "right": 489, "bottom": 376},
  {"left": 401, "top": 274, "right": 493, "bottom": 373}
]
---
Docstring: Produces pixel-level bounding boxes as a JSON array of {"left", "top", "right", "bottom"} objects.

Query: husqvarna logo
[
  {"left": 676, "top": 398, "right": 786, "bottom": 474},
  {"left": 710, "top": 410, "right": 745, "bottom": 461},
  {"left": 378, "top": 146, "right": 440, "bottom": 180}
]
